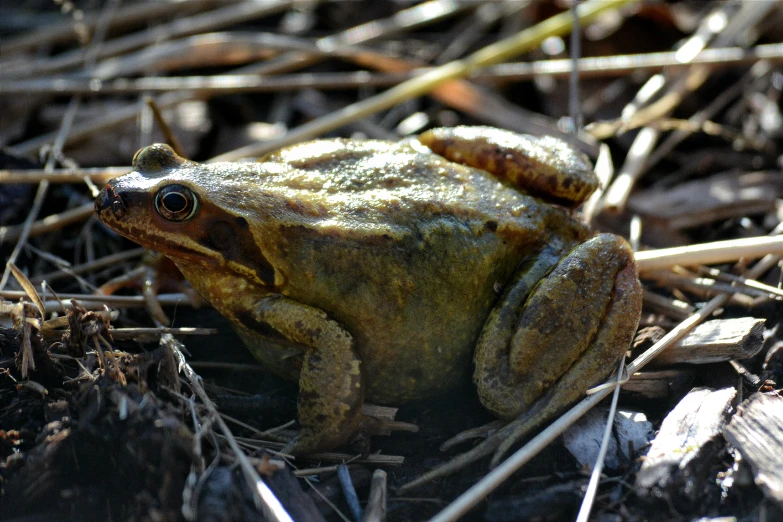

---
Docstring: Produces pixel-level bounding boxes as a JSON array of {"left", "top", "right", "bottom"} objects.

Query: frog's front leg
[
  {"left": 474, "top": 233, "right": 642, "bottom": 422},
  {"left": 252, "top": 295, "right": 363, "bottom": 454}
]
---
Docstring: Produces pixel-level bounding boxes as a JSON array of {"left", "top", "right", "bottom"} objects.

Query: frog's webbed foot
[
  {"left": 397, "top": 394, "right": 552, "bottom": 493},
  {"left": 254, "top": 295, "right": 363, "bottom": 455},
  {"left": 475, "top": 233, "right": 641, "bottom": 421}
]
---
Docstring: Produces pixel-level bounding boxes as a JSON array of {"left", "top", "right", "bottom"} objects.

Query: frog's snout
[{"left": 95, "top": 183, "right": 128, "bottom": 220}]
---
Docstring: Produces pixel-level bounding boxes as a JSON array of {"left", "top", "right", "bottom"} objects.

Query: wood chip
[
  {"left": 723, "top": 393, "right": 783, "bottom": 508},
  {"left": 656, "top": 317, "right": 765, "bottom": 365},
  {"left": 636, "top": 387, "right": 736, "bottom": 502},
  {"left": 623, "top": 369, "right": 694, "bottom": 400}
]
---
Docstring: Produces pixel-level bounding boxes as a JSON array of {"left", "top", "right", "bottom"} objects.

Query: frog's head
[{"left": 95, "top": 144, "right": 277, "bottom": 287}]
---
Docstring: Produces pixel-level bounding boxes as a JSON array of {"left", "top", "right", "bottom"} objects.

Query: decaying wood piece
[
  {"left": 656, "top": 317, "right": 765, "bottom": 365},
  {"left": 628, "top": 170, "right": 783, "bottom": 229},
  {"left": 636, "top": 387, "right": 736, "bottom": 505},
  {"left": 723, "top": 393, "right": 783, "bottom": 508},
  {"left": 623, "top": 368, "right": 694, "bottom": 400}
]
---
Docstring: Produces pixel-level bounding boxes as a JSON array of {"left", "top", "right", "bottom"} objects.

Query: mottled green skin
[{"left": 95, "top": 127, "right": 642, "bottom": 453}]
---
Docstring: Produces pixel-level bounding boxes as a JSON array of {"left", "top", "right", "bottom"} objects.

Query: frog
[{"left": 95, "top": 126, "right": 643, "bottom": 455}]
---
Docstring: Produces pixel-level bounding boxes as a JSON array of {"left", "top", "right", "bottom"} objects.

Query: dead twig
[
  {"left": 635, "top": 235, "right": 783, "bottom": 272},
  {"left": 210, "top": 0, "right": 635, "bottom": 161},
  {"left": 5, "top": 45, "right": 780, "bottom": 96}
]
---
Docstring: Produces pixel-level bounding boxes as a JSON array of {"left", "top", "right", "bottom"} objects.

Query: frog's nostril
[
  {"left": 96, "top": 184, "right": 128, "bottom": 219},
  {"left": 94, "top": 190, "right": 109, "bottom": 213}
]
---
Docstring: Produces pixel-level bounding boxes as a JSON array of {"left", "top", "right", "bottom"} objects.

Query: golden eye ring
[{"left": 155, "top": 184, "right": 198, "bottom": 221}]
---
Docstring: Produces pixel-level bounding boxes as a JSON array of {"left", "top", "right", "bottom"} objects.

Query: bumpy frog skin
[{"left": 95, "top": 127, "right": 643, "bottom": 454}]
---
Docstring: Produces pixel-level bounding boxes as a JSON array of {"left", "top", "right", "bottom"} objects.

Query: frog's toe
[
  {"left": 358, "top": 413, "right": 419, "bottom": 437},
  {"left": 439, "top": 420, "right": 505, "bottom": 452},
  {"left": 397, "top": 400, "right": 547, "bottom": 493}
]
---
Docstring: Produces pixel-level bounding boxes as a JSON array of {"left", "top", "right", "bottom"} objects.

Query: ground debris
[
  {"left": 563, "top": 407, "right": 653, "bottom": 470},
  {"left": 723, "top": 392, "right": 783, "bottom": 509},
  {"left": 191, "top": 461, "right": 326, "bottom": 522},
  {"left": 656, "top": 317, "right": 766, "bottom": 365},
  {"left": 622, "top": 368, "right": 695, "bottom": 400},
  {"left": 636, "top": 387, "right": 736, "bottom": 511},
  {"left": 0, "top": 377, "right": 194, "bottom": 520}
]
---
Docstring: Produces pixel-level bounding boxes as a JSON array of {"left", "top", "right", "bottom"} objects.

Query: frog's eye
[{"left": 155, "top": 184, "right": 198, "bottom": 222}]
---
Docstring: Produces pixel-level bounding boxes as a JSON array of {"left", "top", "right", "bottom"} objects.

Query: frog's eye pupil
[
  {"left": 155, "top": 184, "right": 198, "bottom": 221},
  {"left": 162, "top": 192, "right": 187, "bottom": 212}
]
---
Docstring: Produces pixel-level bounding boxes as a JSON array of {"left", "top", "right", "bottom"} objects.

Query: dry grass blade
[
  {"left": 575, "top": 359, "right": 625, "bottom": 522},
  {"left": 211, "top": 0, "right": 637, "bottom": 161},
  {"left": 1, "top": 203, "right": 95, "bottom": 243},
  {"left": 634, "top": 236, "right": 783, "bottom": 272},
  {"left": 0, "top": 0, "right": 213, "bottom": 57},
  {"left": 697, "top": 266, "right": 783, "bottom": 299},
  {"left": 7, "top": 0, "right": 465, "bottom": 156},
  {"left": 3, "top": 43, "right": 781, "bottom": 98},
  {"left": 7, "top": 262, "right": 45, "bottom": 317},
  {"left": 30, "top": 247, "right": 145, "bottom": 285},
  {"left": 0, "top": 167, "right": 128, "bottom": 184},
  {"left": 600, "top": 0, "right": 778, "bottom": 212},
  {"left": 163, "top": 334, "right": 294, "bottom": 522},
  {"left": 145, "top": 97, "right": 185, "bottom": 157},
  {"left": 362, "top": 469, "right": 388, "bottom": 522},
  {"left": 1, "top": 2, "right": 295, "bottom": 79},
  {"left": 645, "top": 271, "right": 775, "bottom": 302},
  {"left": 0, "top": 290, "right": 192, "bottom": 310},
  {"left": 19, "top": 303, "right": 37, "bottom": 377},
  {"left": 1, "top": 0, "right": 125, "bottom": 288},
  {"left": 106, "top": 326, "right": 217, "bottom": 340}
]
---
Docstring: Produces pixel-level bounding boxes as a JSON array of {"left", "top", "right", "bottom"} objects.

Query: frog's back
[
  {"left": 237, "top": 139, "right": 589, "bottom": 403},
  {"left": 208, "top": 138, "right": 560, "bottom": 241}
]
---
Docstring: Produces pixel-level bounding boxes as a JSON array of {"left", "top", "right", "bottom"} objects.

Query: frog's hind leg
[
  {"left": 252, "top": 296, "right": 363, "bottom": 454},
  {"left": 399, "top": 233, "right": 641, "bottom": 493},
  {"left": 487, "top": 234, "right": 642, "bottom": 464},
  {"left": 474, "top": 233, "right": 641, "bottom": 422},
  {"left": 419, "top": 126, "right": 597, "bottom": 207}
]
